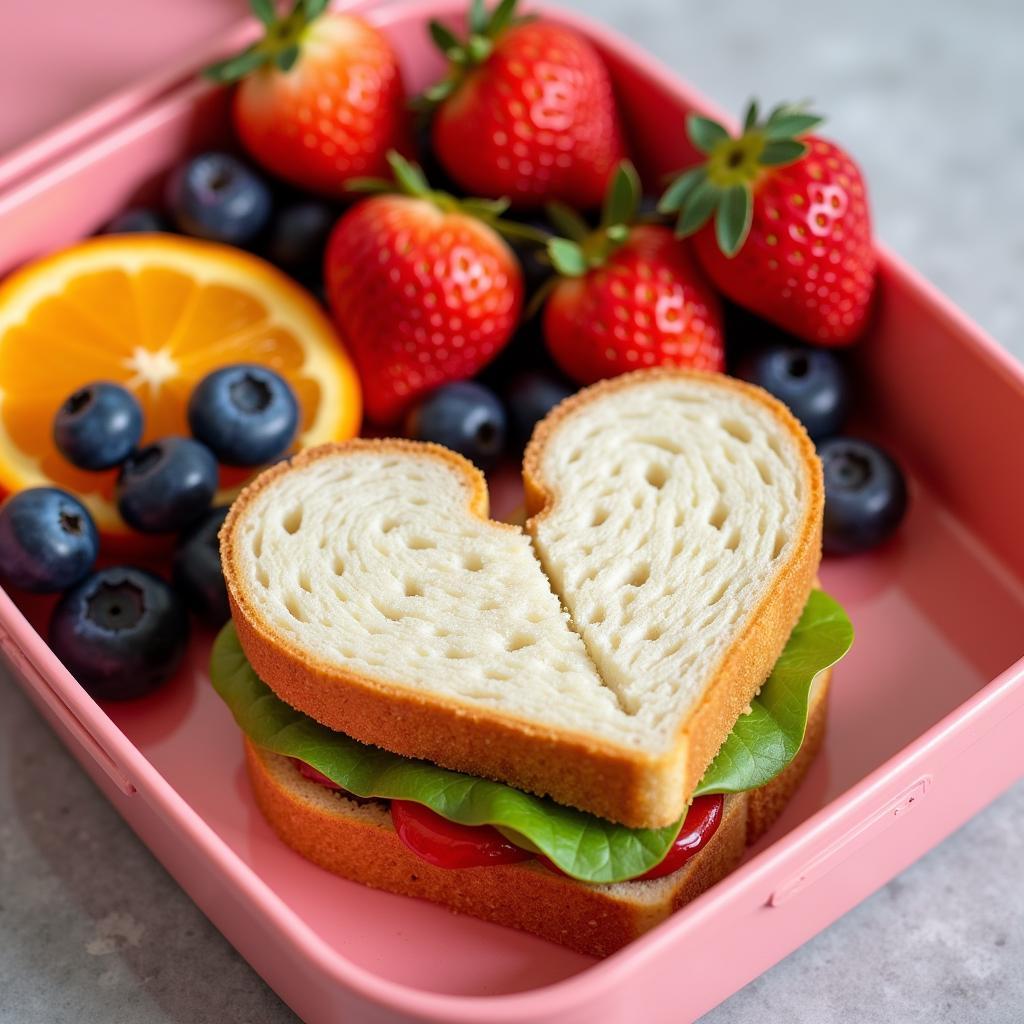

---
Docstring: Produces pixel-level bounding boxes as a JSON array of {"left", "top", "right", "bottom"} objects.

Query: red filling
[
  {"left": 390, "top": 799, "right": 533, "bottom": 868},
  {"left": 290, "top": 758, "right": 724, "bottom": 879},
  {"left": 292, "top": 758, "right": 345, "bottom": 790}
]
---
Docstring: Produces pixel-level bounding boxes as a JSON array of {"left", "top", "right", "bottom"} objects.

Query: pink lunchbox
[{"left": 2, "top": 2, "right": 1024, "bottom": 1021}]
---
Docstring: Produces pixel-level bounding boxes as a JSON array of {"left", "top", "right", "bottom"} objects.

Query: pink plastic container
[{"left": 2, "top": 2, "right": 1024, "bottom": 1021}]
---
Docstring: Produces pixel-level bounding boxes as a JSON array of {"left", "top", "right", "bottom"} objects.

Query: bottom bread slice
[{"left": 245, "top": 669, "right": 831, "bottom": 958}]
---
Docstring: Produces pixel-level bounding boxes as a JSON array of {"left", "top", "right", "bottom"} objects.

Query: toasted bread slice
[
  {"left": 244, "top": 667, "right": 830, "bottom": 958},
  {"left": 223, "top": 370, "right": 822, "bottom": 828},
  {"left": 524, "top": 369, "right": 823, "bottom": 821}
]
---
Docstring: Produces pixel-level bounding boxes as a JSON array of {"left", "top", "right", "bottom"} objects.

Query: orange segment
[{"left": 0, "top": 234, "right": 361, "bottom": 535}]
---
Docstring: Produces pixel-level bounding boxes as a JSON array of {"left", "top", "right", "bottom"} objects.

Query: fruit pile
[{"left": 0, "top": 0, "right": 908, "bottom": 702}]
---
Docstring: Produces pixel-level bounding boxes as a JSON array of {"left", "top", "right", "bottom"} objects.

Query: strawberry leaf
[
  {"left": 275, "top": 45, "right": 300, "bottom": 72},
  {"left": 742, "top": 99, "right": 760, "bottom": 132},
  {"left": 469, "top": 0, "right": 489, "bottom": 34},
  {"left": 429, "top": 20, "right": 462, "bottom": 56},
  {"left": 686, "top": 114, "right": 730, "bottom": 155},
  {"left": 488, "top": 0, "right": 520, "bottom": 36},
  {"left": 250, "top": 0, "right": 276, "bottom": 27},
  {"left": 657, "top": 166, "right": 707, "bottom": 215},
  {"left": 345, "top": 177, "right": 395, "bottom": 194},
  {"left": 387, "top": 152, "right": 431, "bottom": 197},
  {"left": 461, "top": 197, "right": 512, "bottom": 219},
  {"left": 301, "top": 0, "right": 329, "bottom": 19},
  {"left": 715, "top": 185, "right": 753, "bottom": 257},
  {"left": 675, "top": 178, "right": 721, "bottom": 237},
  {"left": 545, "top": 202, "right": 591, "bottom": 244},
  {"left": 601, "top": 161, "right": 641, "bottom": 230},
  {"left": 547, "top": 238, "right": 589, "bottom": 277},
  {"left": 763, "top": 113, "right": 823, "bottom": 140},
  {"left": 418, "top": 79, "right": 457, "bottom": 106},
  {"left": 493, "top": 220, "right": 551, "bottom": 245},
  {"left": 760, "top": 139, "right": 809, "bottom": 166},
  {"left": 204, "top": 47, "right": 266, "bottom": 83}
]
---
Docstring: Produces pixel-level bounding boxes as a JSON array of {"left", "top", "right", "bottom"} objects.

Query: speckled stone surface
[{"left": 2, "top": 1, "right": 1023, "bottom": 1021}]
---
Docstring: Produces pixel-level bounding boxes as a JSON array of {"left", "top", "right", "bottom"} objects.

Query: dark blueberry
[
  {"left": 53, "top": 382, "right": 144, "bottom": 470},
  {"left": 188, "top": 364, "right": 299, "bottom": 467},
  {"left": 102, "top": 208, "right": 168, "bottom": 234},
  {"left": 172, "top": 506, "right": 230, "bottom": 626},
  {"left": 738, "top": 344, "right": 851, "bottom": 441},
  {"left": 265, "top": 201, "right": 336, "bottom": 277},
  {"left": 819, "top": 437, "right": 908, "bottom": 555},
  {"left": 117, "top": 437, "right": 218, "bottom": 533},
  {"left": 405, "top": 381, "right": 506, "bottom": 468},
  {"left": 0, "top": 488, "right": 98, "bottom": 593},
  {"left": 49, "top": 566, "right": 189, "bottom": 700},
  {"left": 504, "top": 370, "right": 574, "bottom": 445},
  {"left": 166, "top": 152, "right": 272, "bottom": 245}
]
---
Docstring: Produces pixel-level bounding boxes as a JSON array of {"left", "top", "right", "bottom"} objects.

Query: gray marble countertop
[{"left": 2, "top": 0, "right": 1023, "bottom": 1021}]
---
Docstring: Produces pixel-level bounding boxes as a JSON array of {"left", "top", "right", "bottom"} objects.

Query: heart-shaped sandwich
[
  {"left": 214, "top": 368, "right": 850, "bottom": 954},
  {"left": 221, "top": 369, "right": 823, "bottom": 826}
]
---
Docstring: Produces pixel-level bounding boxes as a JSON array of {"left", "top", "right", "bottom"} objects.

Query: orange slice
[{"left": 0, "top": 234, "right": 360, "bottom": 536}]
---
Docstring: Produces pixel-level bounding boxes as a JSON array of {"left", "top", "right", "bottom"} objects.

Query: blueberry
[
  {"left": 49, "top": 566, "right": 189, "bottom": 700},
  {"left": 188, "top": 364, "right": 299, "bottom": 467},
  {"left": 405, "top": 381, "right": 506, "bottom": 467},
  {"left": 166, "top": 152, "right": 271, "bottom": 245},
  {"left": 265, "top": 201, "right": 335, "bottom": 277},
  {"left": 172, "top": 506, "right": 230, "bottom": 626},
  {"left": 53, "top": 382, "right": 144, "bottom": 470},
  {"left": 117, "top": 437, "right": 218, "bottom": 533},
  {"left": 0, "top": 488, "right": 98, "bottom": 592},
  {"left": 738, "top": 344, "right": 850, "bottom": 441},
  {"left": 102, "top": 208, "right": 167, "bottom": 234},
  {"left": 819, "top": 438, "right": 908, "bottom": 555},
  {"left": 504, "top": 370, "right": 574, "bottom": 445}
]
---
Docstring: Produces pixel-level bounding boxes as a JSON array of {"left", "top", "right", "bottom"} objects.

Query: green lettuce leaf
[
  {"left": 210, "top": 589, "right": 851, "bottom": 883},
  {"left": 693, "top": 589, "right": 854, "bottom": 796}
]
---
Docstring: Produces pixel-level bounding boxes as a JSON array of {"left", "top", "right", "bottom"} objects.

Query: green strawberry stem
[
  {"left": 544, "top": 160, "right": 640, "bottom": 278},
  {"left": 522, "top": 160, "right": 640, "bottom": 319},
  {"left": 205, "top": 0, "right": 329, "bottom": 81},
  {"left": 347, "top": 151, "right": 550, "bottom": 245},
  {"left": 658, "top": 100, "right": 824, "bottom": 257},
  {"left": 416, "top": 0, "right": 532, "bottom": 109}
]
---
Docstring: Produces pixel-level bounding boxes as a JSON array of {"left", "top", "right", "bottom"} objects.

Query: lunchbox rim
[{"left": 2, "top": 1, "right": 1024, "bottom": 1020}]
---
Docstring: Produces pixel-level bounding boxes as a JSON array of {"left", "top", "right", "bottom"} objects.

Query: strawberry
[
  {"left": 422, "top": 0, "right": 627, "bottom": 209},
  {"left": 324, "top": 153, "right": 524, "bottom": 423},
  {"left": 541, "top": 163, "right": 724, "bottom": 385},
  {"left": 659, "top": 101, "right": 876, "bottom": 346},
  {"left": 206, "top": 0, "right": 410, "bottom": 197}
]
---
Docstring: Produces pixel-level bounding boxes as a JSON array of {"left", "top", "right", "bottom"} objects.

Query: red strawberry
[
  {"left": 325, "top": 154, "right": 524, "bottom": 423},
  {"left": 660, "top": 101, "right": 875, "bottom": 346},
  {"left": 542, "top": 163, "right": 724, "bottom": 385},
  {"left": 423, "top": 0, "right": 626, "bottom": 209},
  {"left": 206, "top": 0, "right": 410, "bottom": 197}
]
